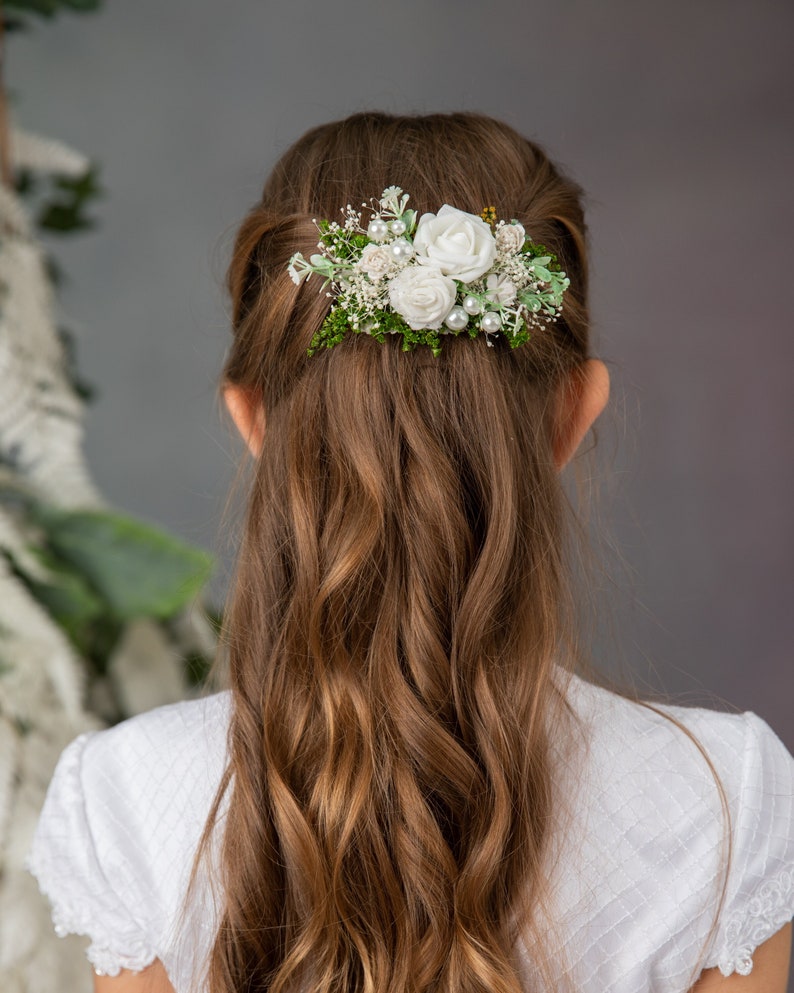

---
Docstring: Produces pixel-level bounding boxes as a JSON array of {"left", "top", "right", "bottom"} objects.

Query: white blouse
[{"left": 26, "top": 675, "right": 794, "bottom": 992}]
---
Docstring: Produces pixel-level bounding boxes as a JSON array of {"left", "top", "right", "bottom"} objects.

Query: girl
[{"left": 27, "top": 112, "right": 794, "bottom": 993}]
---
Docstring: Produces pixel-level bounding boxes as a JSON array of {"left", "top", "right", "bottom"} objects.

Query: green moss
[{"left": 522, "top": 241, "right": 562, "bottom": 273}]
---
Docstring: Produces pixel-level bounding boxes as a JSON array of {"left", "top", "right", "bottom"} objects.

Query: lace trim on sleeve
[
  {"left": 716, "top": 868, "right": 793, "bottom": 977},
  {"left": 26, "top": 848, "right": 158, "bottom": 977},
  {"left": 56, "top": 905, "right": 157, "bottom": 977}
]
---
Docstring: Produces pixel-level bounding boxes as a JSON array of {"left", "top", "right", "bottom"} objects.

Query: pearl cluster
[
  {"left": 441, "top": 293, "right": 505, "bottom": 335},
  {"left": 368, "top": 217, "right": 408, "bottom": 241},
  {"left": 443, "top": 300, "right": 503, "bottom": 335}
]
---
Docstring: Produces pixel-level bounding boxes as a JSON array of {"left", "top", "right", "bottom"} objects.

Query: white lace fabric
[
  {"left": 715, "top": 868, "right": 793, "bottom": 977},
  {"left": 25, "top": 679, "right": 794, "bottom": 992}
]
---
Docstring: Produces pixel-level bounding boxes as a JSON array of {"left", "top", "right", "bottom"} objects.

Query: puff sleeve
[
  {"left": 703, "top": 712, "right": 794, "bottom": 977},
  {"left": 25, "top": 730, "right": 159, "bottom": 977}
]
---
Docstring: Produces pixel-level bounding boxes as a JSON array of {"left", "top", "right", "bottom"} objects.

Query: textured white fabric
[{"left": 25, "top": 676, "right": 794, "bottom": 992}]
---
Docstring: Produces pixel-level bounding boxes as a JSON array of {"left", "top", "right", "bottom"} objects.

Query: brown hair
[{"left": 197, "top": 111, "right": 596, "bottom": 993}]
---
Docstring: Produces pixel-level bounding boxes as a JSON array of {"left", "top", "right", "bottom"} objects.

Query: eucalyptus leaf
[
  {"left": 35, "top": 508, "right": 213, "bottom": 619},
  {"left": 402, "top": 209, "right": 417, "bottom": 232}
]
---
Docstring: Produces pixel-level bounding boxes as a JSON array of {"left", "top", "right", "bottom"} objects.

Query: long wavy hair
[{"left": 192, "top": 111, "right": 597, "bottom": 993}]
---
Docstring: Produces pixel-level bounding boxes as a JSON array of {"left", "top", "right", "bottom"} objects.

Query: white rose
[
  {"left": 388, "top": 265, "right": 457, "bottom": 330},
  {"left": 495, "top": 221, "right": 525, "bottom": 254},
  {"left": 357, "top": 243, "right": 394, "bottom": 281},
  {"left": 413, "top": 204, "right": 497, "bottom": 283},
  {"left": 485, "top": 273, "right": 517, "bottom": 307}
]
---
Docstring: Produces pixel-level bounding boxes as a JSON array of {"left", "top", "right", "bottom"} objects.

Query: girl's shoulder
[
  {"left": 552, "top": 674, "right": 794, "bottom": 986},
  {"left": 26, "top": 691, "right": 232, "bottom": 978},
  {"left": 74, "top": 689, "right": 233, "bottom": 792},
  {"left": 563, "top": 673, "right": 792, "bottom": 831},
  {"left": 565, "top": 671, "right": 768, "bottom": 768}
]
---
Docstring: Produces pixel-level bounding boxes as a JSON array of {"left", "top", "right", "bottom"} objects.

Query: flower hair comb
[{"left": 288, "top": 187, "right": 570, "bottom": 357}]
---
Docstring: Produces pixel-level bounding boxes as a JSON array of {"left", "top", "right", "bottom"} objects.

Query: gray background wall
[{"left": 13, "top": 1, "right": 793, "bottom": 747}]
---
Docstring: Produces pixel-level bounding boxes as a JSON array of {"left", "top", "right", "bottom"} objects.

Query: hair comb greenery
[{"left": 288, "top": 187, "right": 570, "bottom": 358}]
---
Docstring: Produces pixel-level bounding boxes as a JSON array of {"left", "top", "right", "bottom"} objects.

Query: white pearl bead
[
  {"left": 390, "top": 238, "right": 414, "bottom": 262},
  {"left": 444, "top": 306, "right": 469, "bottom": 332},
  {"left": 389, "top": 219, "right": 407, "bottom": 236},
  {"left": 463, "top": 295, "right": 482, "bottom": 315},
  {"left": 367, "top": 218, "right": 389, "bottom": 242},
  {"left": 481, "top": 312, "right": 502, "bottom": 333}
]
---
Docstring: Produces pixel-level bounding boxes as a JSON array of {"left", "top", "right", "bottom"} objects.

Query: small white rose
[
  {"left": 413, "top": 204, "right": 497, "bottom": 283},
  {"left": 357, "top": 243, "right": 394, "bottom": 281},
  {"left": 485, "top": 273, "right": 517, "bottom": 307},
  {"left": 495, "top": 221, "right": 526, "bottom": 254},
  {"left": 387, "top": 265, "right": 457, "bottom": 330}
]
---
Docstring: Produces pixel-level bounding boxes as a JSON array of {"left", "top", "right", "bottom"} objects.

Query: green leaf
[
  {"left": 37, "top": 204, "right": 93, "bottom": 232},
  {"left": 35, "top": 508, "right": 213, "bottom": 619},
  {"left": 2, "top": 540, "right": 107, "bottom": 656},
  {"left": 5, "top": 0, "right": 58, "bottom": 16},
  {"left": 36, "top": 165, "right": 102, "bottom": 234},
  {"left": 22, "top": 547, "right": 104, "bottom": 640}
]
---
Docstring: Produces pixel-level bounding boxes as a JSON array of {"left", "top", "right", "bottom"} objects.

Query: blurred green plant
[
  {"left": 0, "top": 3, "right": 220, "bottom": 987},
  {"left": 0, "top": 0, "right": 218, "bottom": 722},
  {"left": 2, "top": 0, "right": 101, "bottom": 32},
  {"left": 2, "top": 473, "right": 214, "bottom": 673}
]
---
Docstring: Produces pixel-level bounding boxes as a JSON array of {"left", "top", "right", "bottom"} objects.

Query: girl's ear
[
  {"left": 223, "top": 384, "right": 266, "bottom": 456},
  {"left": 553, "top": 359, "right": 610, "bottom": 469}
]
